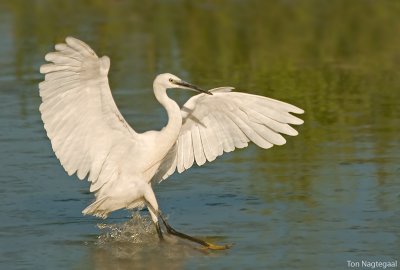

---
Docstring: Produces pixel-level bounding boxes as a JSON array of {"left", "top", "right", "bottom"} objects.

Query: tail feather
[
  {"left": 82, "top": 197, "right": 109, "bottom": 219},
  {"left": 82, "top": 197, "right": 146, "bottom": 218}
]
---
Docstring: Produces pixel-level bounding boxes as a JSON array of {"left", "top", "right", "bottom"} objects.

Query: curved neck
[{"left": 153, "top": 83, "right": 182, "bottom": 143}]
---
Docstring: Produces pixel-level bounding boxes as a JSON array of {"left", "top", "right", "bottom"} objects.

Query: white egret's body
[{"left": 39, "top": 37, "right": 304, "bottom": 248}]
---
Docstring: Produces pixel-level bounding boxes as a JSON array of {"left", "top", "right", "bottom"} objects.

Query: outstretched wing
[
  {"left": 156, "top": 87, "right": 304, "bottom": 181},
  {"left": 39, "top": 37, "right": 138, "bottom": 192}
]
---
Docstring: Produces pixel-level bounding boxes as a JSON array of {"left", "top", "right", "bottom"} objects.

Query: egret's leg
[
  {"left": 146, "top": 202, "right": 164, "bottom": 240},
  {"left": 159, "top": 212, "right": 231, "bottom": 250},
  {"left": 155, "top": 221, "right": 164, "bottom": 240},
  {"left": 144, "top": 186, "right": 164, "bottom": 241},
  {"left": 144, "top": 186, "right": 229, "bottom": 250}
]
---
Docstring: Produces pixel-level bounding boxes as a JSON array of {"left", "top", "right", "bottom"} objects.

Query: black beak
[{"left": 175, "top": 80, "right": 212, "bottom": 95}]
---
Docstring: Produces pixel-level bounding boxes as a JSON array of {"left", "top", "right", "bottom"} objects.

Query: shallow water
[{"left": 1, "top": 1, "right": 399, "bottom": 269}]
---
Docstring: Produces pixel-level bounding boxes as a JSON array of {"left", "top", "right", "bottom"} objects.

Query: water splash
[
  {"left": 90, "top": 212, "right": 204, "bottom": 269},
  {"left": 96, "top": 212, "right": 156, "bottom": 246}
]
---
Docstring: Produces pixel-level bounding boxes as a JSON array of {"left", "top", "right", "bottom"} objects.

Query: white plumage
[{"left": 39, "top": 37, "right": 304, "bottom": 241}]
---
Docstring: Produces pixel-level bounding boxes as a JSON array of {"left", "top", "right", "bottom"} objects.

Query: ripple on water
[{"left": 89, "top": 213, "right": 219, "bottom": 269}]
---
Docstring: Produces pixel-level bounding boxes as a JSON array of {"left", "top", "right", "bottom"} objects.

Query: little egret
[{"left": 39, "top": 37, "right": 304, "bottom": 250}]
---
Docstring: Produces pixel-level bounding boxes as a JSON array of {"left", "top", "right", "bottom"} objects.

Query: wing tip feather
[
  {"left": 55, "top": 43, "right": 67, "bottom": 51},
  {"left": 39, "top": 64, "right": 51, "bottom": 74}
]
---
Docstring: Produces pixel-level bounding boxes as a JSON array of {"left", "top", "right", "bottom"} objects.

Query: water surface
[{"left": 0, "top": 1, "right": 399, "bottom": 269}]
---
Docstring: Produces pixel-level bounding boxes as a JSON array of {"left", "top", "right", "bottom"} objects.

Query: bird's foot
[
  {"left": 159, "top": 213, "right": 231, "bottom": 250},
  {"left": 203, "top": 242, "right": 232, "bottom": 250}
]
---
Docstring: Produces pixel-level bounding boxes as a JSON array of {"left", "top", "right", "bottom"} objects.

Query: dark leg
[
  {"left": 159, "top": 213, "right": 231, "bottom": 250},
  {"left": 143, "top": 193, "right": 164, "bottom": 242},
  {"left": 155, "top": 221, "right": 164, "bottom": 240}
]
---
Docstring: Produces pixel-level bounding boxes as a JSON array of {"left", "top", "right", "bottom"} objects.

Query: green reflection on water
[{"left": 5, "top": 0, "right": 400, "bottom": 209}]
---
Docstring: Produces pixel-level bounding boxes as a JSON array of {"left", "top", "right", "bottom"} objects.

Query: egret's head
[{"left": 154, "top": 73, "right": 212, "bottom": 95}]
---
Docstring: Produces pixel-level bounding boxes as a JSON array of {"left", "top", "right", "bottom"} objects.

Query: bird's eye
[{"left": 169, "top": 78, "right": 173, "bottom": 83}]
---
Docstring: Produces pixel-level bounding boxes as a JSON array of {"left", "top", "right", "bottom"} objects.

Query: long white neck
[{"left": 153, "top": 83, "right": 182, "bottom": 144}]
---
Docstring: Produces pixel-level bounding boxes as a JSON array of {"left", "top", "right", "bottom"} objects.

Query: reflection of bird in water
[{"left": 39, "top": 37, "right": 304, "bottom": 250}]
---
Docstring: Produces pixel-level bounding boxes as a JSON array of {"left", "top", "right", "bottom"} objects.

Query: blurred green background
[{"left": 0, "top": 0, "right": 399, "bottom": 269}]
